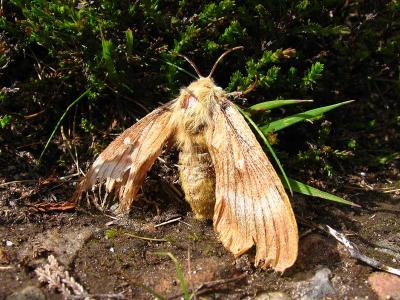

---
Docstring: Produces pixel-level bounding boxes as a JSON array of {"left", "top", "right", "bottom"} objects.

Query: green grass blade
[
  {"left": 376, "top": 152, "right": 400, "bottom": 165},
  {"left": 246, "top": 99, "right": 313, "bottom": 114},
  {"left": 238, "top": 106, "right": 293, "bottom": 195},
  {"left": 160, "top": 59, "right": 198, "bottom": 80},
  {"left": 155, "top": 252, "right": 189, "bottom": 300},
  {"left": 261, "top": 100, "right": 354, "bottom": 134},
  {"left": 100, "top": 28, "right": 116, "bottom": 77},
  {"left": 101, "top": 38, "right": 112, "bottom": 62},
  {"left": 125, "top": 28, "right": 134, "bottom": 55},
  {"left": 39, "top": 88, "right": 91, "bottom": 162},
  {"left": 282, "top": 177, "right": 360, "bottom": 207}
]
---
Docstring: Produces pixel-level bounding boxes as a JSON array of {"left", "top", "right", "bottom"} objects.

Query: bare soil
[{"left": 1, "top": 162, "right": 399, "bottom": 299}]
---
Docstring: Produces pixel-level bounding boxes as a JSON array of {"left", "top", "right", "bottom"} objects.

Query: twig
[
  {"left": 157, "top": 156, "right": 166, "bottom": 163},
  {"left": 59, "top": 173, "right": 81, "bottom": 180},
  {"left": 299, "top": 218, "right": 400, "bottom": 277},
  {"left": 67, "top": 293, "right": 125, "bottom": 299},
  {"left": 0, "top": 180, "right": 38, "bottom": 188},
  {"left": 383, "top": 189, "right": 400, "bottom": 193},
  {"left": 16, "top": 141, "right": 45, "bottom": 149},
  {"left": 24, "top": 110, "right": 46, "bottom": 119},
  {"left": 179, "top": 220, "right": 192, "bottom": 227},
  {"left": 0, "top": 173, "right": 79, "bottom": 189},
  {"left": 299, "top": 228, "right": 316, "bottom": 238},
  {"left": 155, "top": 217, "right": 182, "bottom": 228},
  {"left": 326, "top": 225, "right": 400, "bottom": 276},
  {"left": 0, "top": 266, "right": 14, "bottom": 270},
  {"left": 124, "top": 233, "right": 167, "bottom": 242},
  {"left": 105, "top": 214, "right": 119, "bottom": 220}
]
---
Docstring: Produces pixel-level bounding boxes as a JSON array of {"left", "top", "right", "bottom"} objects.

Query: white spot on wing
[
  {"left": 123, "top": 137, "right": 132, "bottom": 145},
  {"left": 236, "top": 159, "right": 245, "bottom": 169}
]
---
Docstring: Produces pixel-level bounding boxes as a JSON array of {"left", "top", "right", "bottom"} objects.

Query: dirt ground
[{"left": 1, "top": 160, "right": 400, "bottom": 300}]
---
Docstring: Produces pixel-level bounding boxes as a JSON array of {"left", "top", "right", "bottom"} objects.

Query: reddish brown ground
[{"left": 1, "top": 166, "right": 399, "bottom": 299}]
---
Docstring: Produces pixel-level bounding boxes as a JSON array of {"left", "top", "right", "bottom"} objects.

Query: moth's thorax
[{"left": 172, "top": 77, "right": 225, "bottom": 152}]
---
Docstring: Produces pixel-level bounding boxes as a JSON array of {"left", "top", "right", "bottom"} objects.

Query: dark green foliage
[
  {"left": 0, "top": 114, "right": 12, "bottom": 128},
  {"left": 303, "top": 62, "right": 324, "bottom": 88},
  {"left": 0, "top": 0, "right": 398, "bottom": 178}
]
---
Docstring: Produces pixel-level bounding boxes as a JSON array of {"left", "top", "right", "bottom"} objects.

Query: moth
[{"left": 75, "top": 47, "right": 298, "bottom": 272}]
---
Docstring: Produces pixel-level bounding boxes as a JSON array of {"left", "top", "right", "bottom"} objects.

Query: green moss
[
  {"left": 186, "top": 232, "right": 199, "bottom": 242},
  {"left": 105, "top": 228, "right": 119, "bottom": 239}
]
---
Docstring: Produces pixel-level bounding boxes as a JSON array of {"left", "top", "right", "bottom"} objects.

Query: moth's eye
[{"left": 182, "top": 94, "right": 198, "bottom": 109}]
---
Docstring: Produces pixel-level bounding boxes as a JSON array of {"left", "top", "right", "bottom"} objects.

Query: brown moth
[{"left": 75, "top": 47, "right": 298, "bottom": 272}]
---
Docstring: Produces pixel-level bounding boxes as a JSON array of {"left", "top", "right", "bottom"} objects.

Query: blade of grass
[
  {"left": 376, "top": 152, "right": 400, "bottom": 165},
  {"left": 246, "top": 99, "right": 313, "bottom": 114},
  {"left": 39, "top": 88, "right": 91, "bottom": 162},
  {"left": 124, "top": 233, "right": 167, "bottom": 242},
  {"left": 101, "top": 38, "right": 113, "bottom": 62},
  {"left": 155, "top": 252, "right": 189, "bottom": 300},
  {"left": 261, "top": 100, "right": 354, "bottom": 133},
  {"left": 237, "top": 106, "right": 293, "bottom": 195},
  {"left": 100, "top": 29, "right": 116, "bottom": 77},
  {"left": 125, "top": 28, "right": 134, "bottom": 55},
  {"left": 282, "top": 177, "right": 360, "bottom": 207},
  {"left": 159, "top": 58, "right": 198, "bottom": 80}
]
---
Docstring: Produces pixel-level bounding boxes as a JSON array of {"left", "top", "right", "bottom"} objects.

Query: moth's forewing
[
  {"left": 205, "top": 99, "right": 298, "bottom": 272},
  {"left": 75, "top": 100, "right": 176, "bottom": 212}
]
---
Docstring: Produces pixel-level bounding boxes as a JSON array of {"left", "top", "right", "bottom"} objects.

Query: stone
[
  {"left": 293, "top": 267, "right": 336, "bottom": 300},
  {"left": 368, "top": 272, "right": 400, "bottom": 300},
  {"left": 255, "top": 291, "right": 291, "bottom": 300},
  {"left": 303, "top": 268, "right": 336, "bottom": 299},
  {"left": 19, "top": 227, "right": 94, "bottom": 266}
]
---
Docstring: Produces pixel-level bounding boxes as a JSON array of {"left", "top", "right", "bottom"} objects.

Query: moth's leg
[{"left": 179, "top": 150, "right": 216, "bottom": 220}]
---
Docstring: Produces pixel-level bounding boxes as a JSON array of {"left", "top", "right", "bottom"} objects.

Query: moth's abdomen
[{"left": 179, "top": 149, "right": 216, "bottom": 220}]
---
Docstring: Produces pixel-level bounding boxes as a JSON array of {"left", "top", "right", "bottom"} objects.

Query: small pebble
[
  {"left": 293, "top": 267, "right": 336, "bottom": 300},
  {"left": 368, "top": 272, "right": 400, "bottom": 299},
  {"left": 303, "top": 268, "right": 336, "bottom": 299}
]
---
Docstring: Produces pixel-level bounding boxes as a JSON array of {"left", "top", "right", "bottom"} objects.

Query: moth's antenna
[
  {"left": 175, "top": 53, "right": 204, "bottom": 78},
  {"left": 207, "top": 46, "right": 244, "bottom": 78}
]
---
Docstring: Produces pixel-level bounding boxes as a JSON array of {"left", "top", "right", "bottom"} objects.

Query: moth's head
[
  {"left": 179, "top": 77, "right": 223, "bottom": 109},
  {"left": 177, "top": 46, "right": 244, "bottom": 109}
]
